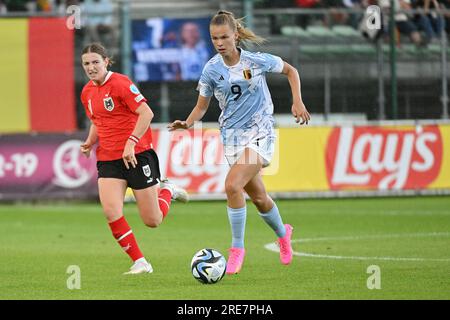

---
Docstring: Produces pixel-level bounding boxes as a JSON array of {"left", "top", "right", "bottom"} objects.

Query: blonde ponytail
[{"left": 211, "top": 10, "right": 266, "bottom": 46}]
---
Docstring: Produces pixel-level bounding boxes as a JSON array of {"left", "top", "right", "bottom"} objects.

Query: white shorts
[{"left": 224, "top": 136, "right": 275, "bottom": 168}]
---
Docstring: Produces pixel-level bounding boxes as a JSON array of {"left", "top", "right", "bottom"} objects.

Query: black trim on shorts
[{"left": 97, "top": 149, "right": 161, "bottom": 189}]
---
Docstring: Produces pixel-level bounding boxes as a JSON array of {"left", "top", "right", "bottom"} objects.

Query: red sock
[
  {"left": 108, "top": 216, "right": 144, "bottom": 262},
  {"left": 158, "top": 188, "right": 172, "bottom": 218}
]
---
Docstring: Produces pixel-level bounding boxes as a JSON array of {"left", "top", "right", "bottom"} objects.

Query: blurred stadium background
[
  {"left": 0, "top": 0, "right": 449, "bottom": 300},
  {"left": 1, "top": 0, "right": 449, "bottom": 201}
]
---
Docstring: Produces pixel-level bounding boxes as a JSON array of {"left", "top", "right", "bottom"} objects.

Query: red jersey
[{"left": 81, "top": 72, "right": 153, "bottom": 161}]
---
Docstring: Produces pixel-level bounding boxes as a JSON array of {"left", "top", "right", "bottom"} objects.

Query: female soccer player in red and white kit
[{"left": 80, "top": 43, "right": 188, "bottom": 275}]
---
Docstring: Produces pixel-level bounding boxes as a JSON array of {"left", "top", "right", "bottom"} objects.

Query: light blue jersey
[{"left": 197, "top": 48, "right": 284, "bottom": 146}]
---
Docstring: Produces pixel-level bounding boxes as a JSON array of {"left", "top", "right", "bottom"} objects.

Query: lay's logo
[{"left": 325, "top": 126, "right": 443, "bottom": 190}]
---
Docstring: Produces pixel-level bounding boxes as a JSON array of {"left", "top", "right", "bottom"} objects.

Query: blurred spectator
[
  {"left": 82, "top": 0, "right": 116, "bottom": 44},
  {"left": 412, "top": 0, "right": 445, "bottom": 43},
  {"left": 295, "top": 0, "right": 323, "bottom": 28},
  {"left": 54, "top": 0, "right": 82, "bottom": 15},
  {"left": 323, "top": 0, "right": 349, "bottom": 25},
  {"left": 0, "top": 0, "right": 7, "bottom": 13},
  {"left": 296, "top": 0, "right": 322, "bottom": 9},
  {"left": 379, "top": 0, "right": 424, "bottom": 46},
  {"left": 4, "top": 0, "right": 30, "bottom": 11},
  {"left": 260, "top": 0, "right": 294, "bottom": 34},
  {"left": 37, "top": 0, "right": 51, "bottom": 11},
  {"left": 2, "top": 1, "right": 55, "bottom": 13},
  {"left": 343, "top": 0, "right": 366, "bottom": 28},
  {"left": 179, "top": 22, "right": 210, "bottom": 80},
  {"left": 294, "top": 0, "right": 349, "bottom": 27},
  {"left": 439, "top": 0, "right": 450, "bottom": 36}
]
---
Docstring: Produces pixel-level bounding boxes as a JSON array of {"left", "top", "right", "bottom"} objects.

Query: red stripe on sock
[
  {"left": 158, "top": 189, "right": 172, "bottom": 218},
  {"left": 108, "top": 216, "right": 144, "bottom": 262}
]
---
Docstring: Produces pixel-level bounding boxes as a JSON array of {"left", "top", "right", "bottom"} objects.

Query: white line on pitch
[{"left": 264, "top": 232, "right": 450, "bottom": 262}]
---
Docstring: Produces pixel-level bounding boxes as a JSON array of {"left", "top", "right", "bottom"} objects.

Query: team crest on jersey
[
  {"left": 243, "top": 69, "right": 252, "bottom": 80},
  {"left": 103, "top": 97, "right": 115, "bottom": 111},
  {"left": 142, "top": 165, "right": 151, "bottom": 178}
]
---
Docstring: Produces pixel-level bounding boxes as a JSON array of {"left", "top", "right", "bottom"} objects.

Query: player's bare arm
[
  {"left": 122, "top": 102, "right": 154, "bottom": 169},
  {"left": 168, "top": 95, "right": 211, "bottom": 131},
  {"left": 80, "top": 123, "right": 98, "bottom": 157},
  {"left": 282, "top": 61, "right": 310, "bottom": 125}
]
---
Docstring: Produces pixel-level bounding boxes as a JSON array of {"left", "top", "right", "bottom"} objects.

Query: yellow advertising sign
[
  {"left": 264, "top": 124, "right": 450, "bottom": 192},
  {"left": 429, "top": 125, "right": 450, "bottom": 189},
  {"left": 263, "top": 127, "right": 331, "bottom": 191}
]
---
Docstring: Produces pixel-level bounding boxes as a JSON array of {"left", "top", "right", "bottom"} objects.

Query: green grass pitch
[{"left": 0, "top": 196, "right": 449, "bottom": 300}]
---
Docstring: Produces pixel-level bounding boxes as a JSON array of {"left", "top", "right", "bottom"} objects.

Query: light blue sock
[
  {"left": 259, "top": 203, "right": 286, "bottom": 238},
  {"left": 227, "top": 206, "right": 246, "bottom": 248}
]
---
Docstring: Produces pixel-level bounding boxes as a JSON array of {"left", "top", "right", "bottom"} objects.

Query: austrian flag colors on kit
[{"left": 81, "top": 72, "right": 150, "bottom": 161}]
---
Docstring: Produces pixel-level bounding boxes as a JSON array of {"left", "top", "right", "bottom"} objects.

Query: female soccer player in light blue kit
[{"left": 168, "top": 10, "right": 310, "bottom": 275}]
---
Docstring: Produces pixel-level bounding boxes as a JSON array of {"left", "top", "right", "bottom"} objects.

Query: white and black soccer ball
[{"left": 191, "top": 248, "right": 227, "bottom": 284}]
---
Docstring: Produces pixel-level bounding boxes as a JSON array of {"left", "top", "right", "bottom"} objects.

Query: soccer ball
[{"left": 191, "top": 248, "right": 227, "bottom": 284}]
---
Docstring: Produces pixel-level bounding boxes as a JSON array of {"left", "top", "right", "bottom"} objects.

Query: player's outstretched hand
[
  {"left": 292, "top": 101, "right": 310, "bottom": 125},
  {"left": 167, "top": 120, "right": 189, "bottom": 131}
]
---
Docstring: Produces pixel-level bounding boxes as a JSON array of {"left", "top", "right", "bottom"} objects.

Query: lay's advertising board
[{"left": 263, "top": 124, "right": 450, "bottom": 192}]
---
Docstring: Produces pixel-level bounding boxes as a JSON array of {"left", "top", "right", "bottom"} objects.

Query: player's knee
[
  {"left": 102, "top": 206, "right": 122, "bottom": 222},
  {"left": 225, "top": 180, "right": 242, "bottom": 196}
]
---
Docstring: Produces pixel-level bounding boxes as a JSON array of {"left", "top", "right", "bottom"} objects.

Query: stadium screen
[{"left": 132, "top": 17, "right": 215, "bottom": 82}]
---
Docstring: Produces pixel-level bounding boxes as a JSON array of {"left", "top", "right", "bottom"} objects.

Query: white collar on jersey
[{"left": 221, "top": 47, "right": 244, "bottom": 68}]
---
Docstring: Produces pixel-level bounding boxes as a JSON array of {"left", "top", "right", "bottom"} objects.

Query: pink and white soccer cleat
[{"left": 225, "top": 247, "right": 246, "bottom": 275}]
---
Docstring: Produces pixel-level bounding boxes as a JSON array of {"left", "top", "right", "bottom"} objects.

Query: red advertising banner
[
  {"left": 153, "top": 128, "right": 228, "bottom": 194},
  {"left": 325, "top": 125, "right": 443, "bottom": 190}
]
